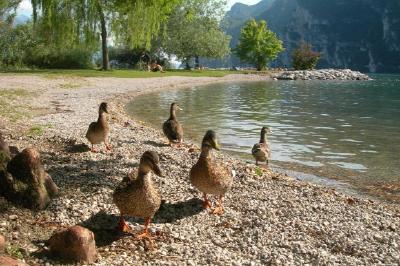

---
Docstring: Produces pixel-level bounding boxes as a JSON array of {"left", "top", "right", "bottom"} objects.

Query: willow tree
[
  {"left": 31, "top": 0, "right": 180, "bottom": 70},
  {"left": 162, "top": 0, "right": 230, "bottom": 69}
]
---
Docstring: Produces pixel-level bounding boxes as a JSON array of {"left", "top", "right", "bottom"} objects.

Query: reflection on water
[{"left": 126, "top": 74, "right": 400, "bottom": 202}]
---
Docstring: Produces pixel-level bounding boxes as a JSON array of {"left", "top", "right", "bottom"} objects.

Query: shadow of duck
[{"left": 79, "top": 197, "right": 203, "bottom": 247}]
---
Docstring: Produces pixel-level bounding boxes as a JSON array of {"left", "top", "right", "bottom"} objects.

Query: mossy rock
[{"left": 0, "top": 148, "right": 58, "bottom": 210}]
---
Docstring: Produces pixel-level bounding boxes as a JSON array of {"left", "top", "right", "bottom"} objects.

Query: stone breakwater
[{"left": 273, "top": 69, "right": 372, "bottom": 81}]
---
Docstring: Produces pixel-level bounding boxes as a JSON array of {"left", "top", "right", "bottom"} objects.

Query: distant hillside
[{"left": 221, "top": 0, "right": 400, "bottom": 73}]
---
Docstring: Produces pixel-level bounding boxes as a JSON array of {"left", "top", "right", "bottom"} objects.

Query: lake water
[{"left": 126, "top": 74, "right": 400, "bottom": 202}]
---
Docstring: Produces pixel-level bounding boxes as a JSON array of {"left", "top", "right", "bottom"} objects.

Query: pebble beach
[{"left": 0, "top": 73, "right": 399, "bottom": 265}]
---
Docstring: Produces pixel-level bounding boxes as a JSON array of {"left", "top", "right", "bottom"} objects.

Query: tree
[
  {"left": 235, "top": 19, "right": 284, "bottom": 71},
  {"left": 31, "top": 0, "right": 181, "bottom": 70},
  {"left": 162, "top": 0, "right": 231, "bottom": 69},
  {"left": 292, "top": 42, "right": 322, "bottom": 70}
]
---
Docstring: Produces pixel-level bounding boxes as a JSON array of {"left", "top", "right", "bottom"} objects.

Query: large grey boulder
[{"left": 0, "top": 148, "right": 58, "bottom": 210}]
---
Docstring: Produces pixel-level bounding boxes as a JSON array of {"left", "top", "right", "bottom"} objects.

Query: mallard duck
[
  {"left": 113, "top": 151, "right": 162, "bottom": 238},
  {"left": 189, "top": 130, "right": 233, "bottom": 215},
  {"left": 86, "top": 102, "right": 111, "bottom": 152},
  {"left": 162, "top": 103, "right": 183, "bottom": 146},
  {"left": 251, "top": 126, "right": 271, "bottom": 166}
]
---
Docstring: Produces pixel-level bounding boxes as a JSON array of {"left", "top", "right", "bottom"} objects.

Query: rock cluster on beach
[
  {"left": 273, "top": 69, "right": 371, "bottom": 80},
  {"left": 0, "top": 75, "right": 399, "bottom": 265}
]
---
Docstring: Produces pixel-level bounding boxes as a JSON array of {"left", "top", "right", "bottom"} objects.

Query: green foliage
[
  {"left": 6, "top": 244, "right": 24, "bottom": 259},
  {"left": 292, "top": 42, "right": 322, "bottom": 70},
  {"left": 234, "top": 19, "right": 284, "bottom": 71},
  {"left": 0, "top": 21, "right": 33, "bottom": 69},
  {"left": 25, "top": 45, "right": 94, "bottom": 69},
  {"left": 31, "top": 0, "right": 182, "bottom": 70},
  {"left": 162, "top": 0, "right": 231, "bottom": 69}
]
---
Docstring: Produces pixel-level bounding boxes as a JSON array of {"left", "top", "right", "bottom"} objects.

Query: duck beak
[
  {"left": 178, "top": 106, "right": 183, "bottom": 111},
  {"left": 153, "top": 164, "right": 163, "bottom": 177},
  {"left": 214, "top": 141, "right": 221, "bottom": 151}
]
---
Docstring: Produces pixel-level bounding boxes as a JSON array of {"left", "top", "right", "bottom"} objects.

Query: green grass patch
[
  {"left": 28, "top": 126, "right": 44, "bottom": 136},
  {"left": 255, "top": 167, "right": 263, "bottom": 177},
  {"left": 6, "top": 244, "right": 24, "bottom": 259},
  {"left": 0, "top": 69, "right": 244, "bottom": 78},
  {"left": 0, "top": 89, "right": 33, "bottom": 121}
]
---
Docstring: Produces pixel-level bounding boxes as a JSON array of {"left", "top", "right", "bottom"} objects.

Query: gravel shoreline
[{"left": 0, "top": 74, "right": 399, "bottom": 265}]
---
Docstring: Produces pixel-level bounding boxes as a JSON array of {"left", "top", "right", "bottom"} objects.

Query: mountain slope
[{"left": 223, "top": 0, "right": 400, "bottom": 73}]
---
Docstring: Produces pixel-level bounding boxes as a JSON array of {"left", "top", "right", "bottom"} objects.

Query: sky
[{"left": 17, "top": 0, "right": 262, "bottom": 15}]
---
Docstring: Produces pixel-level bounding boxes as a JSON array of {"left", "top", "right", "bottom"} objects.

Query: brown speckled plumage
[
  {"left": 113, "top": 151, "right": 162, "bottom": 234},
  {"left": 190, "top": 130, "right": 232, "bottom": 214},
  {"left": 163, "top": 103, "right": 183, "bottom": 144},
  {"left": 251, "top": 127, "right": 271, "bottom": 165}
]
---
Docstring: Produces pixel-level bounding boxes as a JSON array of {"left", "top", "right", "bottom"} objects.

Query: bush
[
  {"left": 292, "top": 42, "right": 322, "bottom": 70},
  {"left": 0, "top": 22, "right": 33, "bottom": 69},
  {"left": 24, "top": 46, "right": 94, "bottom": 69}
]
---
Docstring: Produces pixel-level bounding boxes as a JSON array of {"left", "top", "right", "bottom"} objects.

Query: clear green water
[{"left": 126, "top": 75, "right": 400, "bottom": 202}]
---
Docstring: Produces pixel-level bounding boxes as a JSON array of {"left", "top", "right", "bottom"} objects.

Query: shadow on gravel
[
  {"left": 143, "top": 140, "right": 170, "bottom": 148},
  {"left": 154, "top": 197, "right": 204, "bottom": 223},
  {"left": 80, "top": 198, "right": 204, "bottom": 246},
  {"left": 65, "top": 143, "right": 90, "bottom": 153},
  {"left": 80, "top": 211, "right": 122, "bottom": 247}
]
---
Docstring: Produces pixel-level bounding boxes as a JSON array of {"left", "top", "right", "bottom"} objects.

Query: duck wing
[{"left": 163, "top": 119, "right": 183, "bottom": 142}]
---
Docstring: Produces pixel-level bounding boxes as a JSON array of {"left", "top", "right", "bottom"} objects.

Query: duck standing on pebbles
[
  {"left": 251, "top": 126, "right": 271, "bottom": 166},
  {"left": 190, "top": 130, "right": 233, "bottom": 215},
  {"left": 86, "top": 102, "right": 111, "bottom": 152},
  {"left": 162, "top": 102, "right": 183, "bottom": 146},
  {"left": 113, "top": 151, "right": 162, "bottom": 238}
]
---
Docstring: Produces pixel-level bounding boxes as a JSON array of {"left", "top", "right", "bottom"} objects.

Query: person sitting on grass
[{"left": 150, "top": 61, "right": 165, "bottom": 73}]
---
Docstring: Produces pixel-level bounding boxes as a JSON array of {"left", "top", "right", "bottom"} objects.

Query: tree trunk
[
  {"left": 185, "top": 59, "right": 191, "bottom": 70},
  {"left": 96, "top": 0, "right": 109, "bottom": 70},
  {"left": 194, "top": 55, "right": 200, "bottom": 69}
]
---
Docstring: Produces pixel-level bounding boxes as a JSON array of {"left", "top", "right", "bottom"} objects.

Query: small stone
[
  {"left": 0, "top": 234, "right": 5, "bottom": 253},
  {"left": 48, "top": 225, "right": 97, "bottom": 264},
  {"left": 8, "top": 215, "right": 18, "bottom": 221},
  {"left": 0, "top": 256, "right": 29, "bottom": 266}
]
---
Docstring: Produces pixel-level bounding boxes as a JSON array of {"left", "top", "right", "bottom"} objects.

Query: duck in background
[
  {"left": 251, "top": 126, "right": 271, "bottom": 166},
  {"left": 86, "top": 102, "right": 111, "bottom": 152},
  {"left": 163, "top": 103, "right": 183, "bottom": 147}
]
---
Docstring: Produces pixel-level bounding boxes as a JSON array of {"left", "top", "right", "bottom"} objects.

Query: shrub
[
  {"left": 292, "top": 42, "right": 322, "bottom": 70},
  {"left": 24, "top": 46, "right": 94, "bottom": 69}
]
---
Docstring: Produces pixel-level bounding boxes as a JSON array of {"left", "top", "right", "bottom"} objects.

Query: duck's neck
[
  {"left": 137, "top": 170, "right": 153, "bottom": 188},
  {"left": 260, "top": 132, "right": 267, "bottom": 144},
  {"left": 169, "top": 106, "right": 176, "bottom": 120},
  {"left": 199, "top": 145, "right": 212, "bottom": 160},
  {"left": 98, "top": 111, "right": 107, "bottom": 123}
]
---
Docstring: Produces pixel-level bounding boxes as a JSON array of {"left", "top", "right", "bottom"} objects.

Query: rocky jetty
[{"left": 274, "top": 69, "right": 371, "bottom": 80}]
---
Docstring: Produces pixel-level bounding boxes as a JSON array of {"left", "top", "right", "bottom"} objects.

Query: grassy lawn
[{"left": 0, "top": 69, "right": 248, "bottom": 78}]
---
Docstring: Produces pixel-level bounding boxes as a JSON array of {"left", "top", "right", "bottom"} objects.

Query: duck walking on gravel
[
  {"left": 251, "top": 126, "right": 271, "bottom": 166},
  {"left": 189, "top": 130, "right": 233, "bottom": 215},
  {"left": 162, "top": 102, "right": 183, "bottom": 146},
  {"left": 86, "top": 102, "right": 111, "bottom": 152},
  {"left": 113, "top": 151, "right": 162, "bottom": 238}
]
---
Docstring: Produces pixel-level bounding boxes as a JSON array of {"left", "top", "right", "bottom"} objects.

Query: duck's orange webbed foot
[
  {"left": 202, "top": 193, "right": 212, "bottom": 209},
  {"left": 90, "top": 145, "right": 98, "bottom": 153},
  {"left": 211, "top": 196, "right": 224, "bottom": 215},
  {"left": 118, "top": 216, "right": 132, "bottom": 233},
  {"left": 211, "top": 205, "right": 224, "bottom": 215},
  {"left": 105, "top": 143, "right": 112, "bottom": 151}
]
